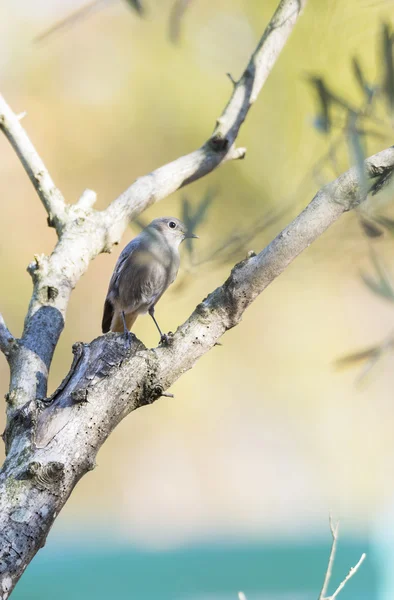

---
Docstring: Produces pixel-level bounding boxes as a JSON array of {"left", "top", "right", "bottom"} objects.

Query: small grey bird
[{"left": 102, "top": 217, "right": 198, "bottom": 344}]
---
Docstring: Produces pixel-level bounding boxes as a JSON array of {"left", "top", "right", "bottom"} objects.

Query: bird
[{"left": 102, "top": 216, "right": 198, "bottom": 345}]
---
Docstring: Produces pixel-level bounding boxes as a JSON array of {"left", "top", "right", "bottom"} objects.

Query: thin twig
[
  {"left": 0, "top": 95, "right": 67, "bottom": 234},
  {"left": 319, "top": 514, "right": 340, "bottom": 600},
  {"left": 319, "top": 515, "right": 366, "bottom": 600},
  {"left": 330, "top": 553, "right": 366, "bottom": 600}
]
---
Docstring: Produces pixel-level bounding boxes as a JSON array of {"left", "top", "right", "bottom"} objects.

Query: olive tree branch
[
  {"left": 0, "top": 95, "right": 67, "bottom": 234},
  {"left": 318, "top": 514, "right": 340, "bottom": 600},
  {"left": 319, "top": 516, "right": 366, "bottom": 600},
  {"left": 0, "top": 142, "right": 392, "bottom": 598}
]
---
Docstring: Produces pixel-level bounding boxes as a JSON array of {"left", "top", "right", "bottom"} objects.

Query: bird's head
[{"left": 148, "top": 217, "right": 198, "bottom": 247}]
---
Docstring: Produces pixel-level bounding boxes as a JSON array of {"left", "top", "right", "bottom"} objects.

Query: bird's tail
[
  {"left": 102, "top": 299, "right": 114, "bottom": 333},
  {"left": 102, "top": 299, "right": 138, "bottom": 333},
  {"left": 110, "top": 311, "right": 138, "bottom": 333}
]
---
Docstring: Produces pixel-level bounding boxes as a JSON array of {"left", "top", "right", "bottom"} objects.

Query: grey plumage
[{"left": 102, "top": 217, "right": 197, "bottom": 342}]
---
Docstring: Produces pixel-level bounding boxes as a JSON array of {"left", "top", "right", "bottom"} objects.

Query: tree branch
[
  {"left": 239, "top": 515, "right": 366, "bottom": 600},
  {"left": 319, "top": 514, "right": 339, "bottom": 600},
  {"left": 4, "top": 0, "right": 388, "bottom": 596},
  {"left": 319, "top": 515, "right": 366, "bottom": 600},
  {"left": 0, "top": 95, "right": 67, "bottom": 234},
  {"left": 0, "top": 142, "right": 393, "bottom": 597}
]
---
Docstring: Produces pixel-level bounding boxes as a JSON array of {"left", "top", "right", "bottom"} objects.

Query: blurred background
[{"left": 1, "top": 0, "right": 394, "bottom": 598}]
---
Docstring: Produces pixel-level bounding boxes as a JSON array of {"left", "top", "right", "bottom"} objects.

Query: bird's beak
[{"left": 185, "top": 232, "right": 199, "bottom": 239}]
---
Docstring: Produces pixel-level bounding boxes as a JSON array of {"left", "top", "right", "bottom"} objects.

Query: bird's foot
[{"left": 123, "top": 330, "right": 133, "bottom": 350}]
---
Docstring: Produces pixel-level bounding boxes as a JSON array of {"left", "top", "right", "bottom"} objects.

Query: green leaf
[
  {"left": 352, "top": 56, "right": 374, "bottom": 103},
  {"left": 359, "top": 216, "right": 384, "bottom": 238},
  {"left": 124, "top": 0, "right": 145, "bottom": 15},
  {"left": 335, "top": 345, "right": 382, "bottom": 369},
  {"left": 169, "top": 0, "right": 194, "bottom": 43},
  {"left": 382, "top": 22, "right": 394, "bottom": 115},
  {"left": 374, "top": 215, "right": 394, "bottom": 236},
  {"left": 360, "top": 249, "right": 394, "bottom": 302},
  {"left": 308, "top": 77, "right": 332, "bottom": 133},
  {"left": 347, "top": 112, "right": 368, "bottom": 199}
]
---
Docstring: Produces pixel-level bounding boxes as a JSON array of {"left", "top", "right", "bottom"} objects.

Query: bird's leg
[
  {"left": 121, "top": 311, "right": 132, "bottom": 348},
  {"left": 148, "top": 306, "right": 168, "bottom": 344}
]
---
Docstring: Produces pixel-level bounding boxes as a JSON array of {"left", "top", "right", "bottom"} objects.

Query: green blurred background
[{"left": 1, "top": 0, "right": 394, "bottom": 598}]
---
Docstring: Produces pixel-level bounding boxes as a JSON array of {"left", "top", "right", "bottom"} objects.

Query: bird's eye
[{"left": 168, "top": 221, "right": 177, "bottom": 229}]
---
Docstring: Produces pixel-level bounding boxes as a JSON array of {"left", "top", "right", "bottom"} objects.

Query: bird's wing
[
  {"left": 106, "top": 238, "right": 142, "bottom": 298},
  {"left": 117, "top": 249, "right": 170, "bottom": 312},
  {"left": 102, "top": 239, "right": 142, "bottom": 333}
]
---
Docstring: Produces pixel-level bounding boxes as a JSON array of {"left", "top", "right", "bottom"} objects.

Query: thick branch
[
  {"left": 0, "top": 144, "right": 393, "bottom": 598},
  {"left": 0, "top": 95, "right": 67, "bottom": 234}
]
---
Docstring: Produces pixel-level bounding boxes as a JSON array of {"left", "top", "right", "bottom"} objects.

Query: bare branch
[
  {"left": 238, "top": 520, "right": 365, "bottom": 600},
  {"left": 330, "top": 553, "right": 366, "bottom": 599},
  {"left": 319, "top": 515, "right": 366, "bottom": 600},
  {"left": 0, "top": 139, "right": 390, "bottom": 598},
  {"left": 318, "top": 514, "right": 339, "bottom": 600},
  {"left": 103, "top": 0, "right": 305, "bottom": 241},
  {"left": 0, "top": 95, "right": 67, "bottom": 234}
]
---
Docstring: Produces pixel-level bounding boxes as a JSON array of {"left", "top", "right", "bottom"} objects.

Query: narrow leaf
[
  {"left": 34, "top": 0, "right": 105, "bottom": 43},
  {"left": 374, "top": 214, "right": 394, "bottom": 235},
  {"left": 359, "top": 216, "right": 384, "bottom": 238},
  {"left": 309, "top": 77, "right": 332, "bottom": 133},
  {"left": 382, "top": 22, "right": 394, "bottom": 115},
  {"left": 347, "top": 112, "right": 368, "bottom": 200},
  {"left": 360, "top": 249, "right": 394, "bottom": 302},
  {"left": 352, "top": 57, "right": 374, "bottom": 103},
  {"left": 124, "top": 0, "right": 145, "bottom": 14},
  {"left": 169, "top": 0, "right": 194, "bottom": 43},
  {"left": 335, "top": 346, "right": 382, "bottom": 369}
]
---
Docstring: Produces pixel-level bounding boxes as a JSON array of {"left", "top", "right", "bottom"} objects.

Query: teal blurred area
[{"left": 13, "top": 535, "right": 375, "bottom": 600}]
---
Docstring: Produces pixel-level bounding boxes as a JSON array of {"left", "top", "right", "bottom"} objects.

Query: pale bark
[{"left": 4, "top": 0, "right": 387, "bottom": 597}]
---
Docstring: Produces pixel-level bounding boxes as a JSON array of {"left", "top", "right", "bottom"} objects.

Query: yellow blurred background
[{"left": 1, "top": 1, "right": 394, "bottom": 597}]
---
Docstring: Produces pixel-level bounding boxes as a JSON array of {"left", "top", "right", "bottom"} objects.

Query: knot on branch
[
  {"left": 2, "top": 399, "right": 38, "bottom": 454},
  {"left": 71, "top": 388, "right": 88, "bottom": 403},
  {"left": 209, "top": 134, "right": 229, "bottom": 153},
  {"left": 151, "top": 384, "right": 165, "bottom": 401},
  {"left": 27, "top": 461, "right": 64, "bottom": 492},
  {"left": 243, "top": 66, "right": 254, "bottom": 80},
  {"left": 46, "top": 213, "right": 55, "bottom": 228},
  {"left": 46, "top": 286, "right": 58, "bottom": 301},
  {"left": 26, "top": 254, "right": 49, "bottom": 281},
  {"left": 3, "top": 387, "right": 26, "bottom": 409},
  {"left": 195, "top": 301, "right": 211, "bottom": 319},
  {"left": 146, "top": 384, "right": 174, "bottom": 404}
]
